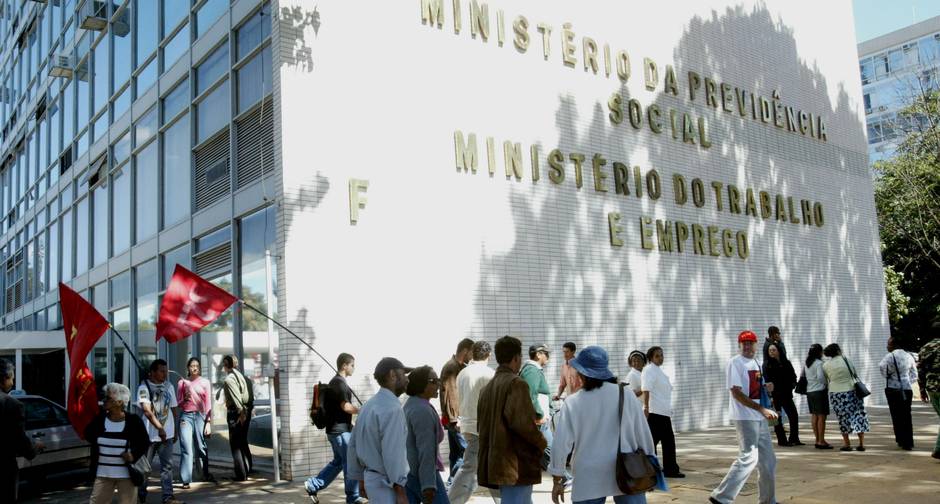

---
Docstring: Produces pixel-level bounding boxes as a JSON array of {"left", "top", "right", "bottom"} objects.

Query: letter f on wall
[{"left": 349, "top": 178, "right": 369, "bottom": 224}]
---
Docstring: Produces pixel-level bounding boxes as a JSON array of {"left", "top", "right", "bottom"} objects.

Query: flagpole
[
  {"left": 239, "top": 300, "right": 363, "bottom": 406},
  {"left": 109, "top": 325, "right": 145, "bottom": 373}
]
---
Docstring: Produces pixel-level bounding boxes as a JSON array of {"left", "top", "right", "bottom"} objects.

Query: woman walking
[
  {"left": 762, "top": 344, "right": 802, "bottom": 446},
  {"left": 550, "top": 346, "right": 656, "bottom": 504},
  {"left": 86, "top": 383, "right": 150, "bottom": 504},
  {"left": 403, "top": 366, "right": 450, "bottom": 504},
  {"left": 178, "top": 357, "right": 215, "bottom": 488},
  {"left": 823, "top": 344, "right": 870, "bottom": 451},
  {"left": 804, "top": 344, "right": 832, "bottom": 449}
]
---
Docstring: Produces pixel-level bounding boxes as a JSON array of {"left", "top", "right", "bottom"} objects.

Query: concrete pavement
[{"left": 22, "top": 403, "right": 939, "bottom": 503}]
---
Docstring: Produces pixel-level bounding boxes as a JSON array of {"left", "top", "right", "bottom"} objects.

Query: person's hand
[
  {"left": 552, "top": 394, "right": 561, "bottom": 401},
  {"left": 238, "top": 411, "right": 248, "bottom": 425},
  {"left": 421, "top": 488, "right": 436, "bottom": 504},
  {"left": 765, "top": 382, "right": 775, "bottom": 393},
  {"left": 158, "top": 427, "right": 167, "bottom": 442},
  {"left": 551, "top": 478, "right": 566, "bottom": 503},
  {"left": 394, "top": 484, "right": 408, "bottom": 504},
  {"left": 359, "top": 480, "right": 367, "bottom": 499},
  {"left": 536, "top": 416, "right": 548, "bottom": 425},
  {"left": 121, "top": 450, "right": 134, "bottom": 463},
  {"left": 643, "top": 406, "right": 649, "bottom": 418},
  {"left": 761, "top": 408, "right": 779, "bottom": 421}
]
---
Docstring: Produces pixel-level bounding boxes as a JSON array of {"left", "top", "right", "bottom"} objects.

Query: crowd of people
[{"left": 1, "top": 325, "right": 939, "bottom": 504}]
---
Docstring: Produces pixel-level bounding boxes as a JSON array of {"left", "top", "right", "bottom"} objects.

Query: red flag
[
  {"left": 58, "top": 283, "right": 109, "bottom": 438},
  {"left": 155, "top": 265, "right": 238, "bottom": 343}
]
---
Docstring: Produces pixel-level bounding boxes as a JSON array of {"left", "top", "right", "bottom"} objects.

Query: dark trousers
[
  {"left": 227, "top": 410, "right": 253, "bottom": 480},
  {"left": 647, "top": 413, "right": 680, "bottom": 474},
  {"left": 0, "top": 461, "right": 18, "bottom": 502},
  {"left": 445, "top": 423, "right": 466, "bottom": 482},
  {"left": 885, "top": 388, "right": 914, "bottom": 449},
  {"left": 772, "top": 395, "right": 800, "bottom": 444}
]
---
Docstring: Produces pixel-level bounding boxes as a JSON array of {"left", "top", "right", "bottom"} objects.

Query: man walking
[
  {"left": 879, "top": 337, "right": 918, "bottom": 450},
  {"left": 137, "top": 359, "right": 183, "bottom": 504},
  {"left": 306, "top": 353, "right": 366, "bottom": 504},
  {"left": 519, "top": 344, "right": 552, "bottom": 470},
  {"left": 448, "top": 341, "right": 497, "bottom": 504},
  {"left": 641, "top": 346, "right": 684, "bottom": 478},
  {"left": 553, "top": 342, "right": 581, "bottom": 400},
  {"left": 763, "top": 326, "right": 787, "bottom": 362},
  {"left": 478, "top": 336, "right": 547, "bottom": 504},
  {"left": 222, "top": 355, "right": 253, "bottom": 481},
  {"left": 916, "top": 323, "right": 940, "bottom": 460},
  {"left": 0, "top": 359, "right": 43, "bottom": 502},
  {"left": 710, "top": 330, "right": 779, "bottom": 504},
  {"left": 440, "top": 339, "right": 473, "bottom": 483},
  {"left": 348, "top": 357, "right": 413, "bottom": 503}
]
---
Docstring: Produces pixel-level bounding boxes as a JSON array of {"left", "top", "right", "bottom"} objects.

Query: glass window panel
[
  {"left": 196, "top": 80, "right": 228, "bottom": 143},
  {"left": 875, "top": 54, "right": 888, "bottom": 79},
  {"left": 888, "top": 49, "right": 903, "bottom": 73},
  {"left": 77, "top": 59, "right": 90, "bottom": 128},
  {"left": 93, "top": 113, "right": 108, "bottom": 143},
  {"left": 39, "top": 115, "right": 49, "bottom": 172},
  {"left": 50, "top": 99, "right": 61, "bottom": 157},
  {"left": 77, "top": 130, "right": 89, "bottom": 158},
  {"left": 63, "top": 80, "right": 75, "bottom": 145},
  {"left": 93, "top": 36, "right": 109, "bottom": 113},
  {"left": 162, "top": 79, "right": 190, "bottom": 121},
  {"left": 61, "top": 208, "right": 72, "bottom": 281},
  {"left": 237, "top": 45, "right": 271, "bottom": 113},
  {"left": 112, "top": 166, "right": 130, "bottom": 254},
  {"left": 135, "top": 142, "right": 158, "bottom": 242},
  {"left": 199, "top": 271, "right": 234, "bottom": 439},
  {"left": 163, "top": 0, "right": 189, "bottom": 37},
  {"left": 137, "top": 0, "right": 158, "bottom": 66},
  {"left": 162, "top": 244, "right": 190, "bottom": 288},
  {"left": 859, "top": 59, "right": 873, "bottom": 85},
  {"left": 162, "top": 115, "right": 191, "bottom": 227},
  {"left": 196, "top": 0, "right": 227, "bottom": 38},
  {"left": 135, "top": 106, "right": 158, "bottom": 146},
  {"left": 76, "top": 197, "right": 89, "bottom": 274},
  {"left": 111, "top": 307, "right": 130, "bottom": 385},
  {"left": 136, "top": 258, "right": 159, "bottom": 366},
  {"left": 93, "top": 182, "right": 108, "bottom": 265},
  {"left": 196, "top": 225, "right": 229, "bottom": 252},
  {"left": 239, "top": 206, "right": 276, "bottom": 332},
  {"left": 197, "top": 43, "right": 228, "bottom": 95},
  {"left": 236, "top": 3, "right": 270, "bottom": 61},
  {"left": 114, "top": 86, "right": 131, "bottom": 120},
  {"left": 114, "top": 132, "right": 131, "bottom": 165},
  {"left": 92, "top": 281, "right": 108, "bottom": 393},
  {"left": 113, "top": 10, "right": 132, "bottom": 88},
  {"left": 162, "top": 22, "right": 189, "bottom": 71},
  {"left": 136, "top": 56, "right": 158, "bottom": 96},
  {"left": 136, "top": 258, "right": 158, "bottom": 296},
  {"left": 111, "top": 270, "right": 131, "bottom": 307}
]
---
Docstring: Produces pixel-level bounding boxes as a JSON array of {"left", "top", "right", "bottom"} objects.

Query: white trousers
[{"left": 710, "top": 419, "right": 777, "bottom": 504}]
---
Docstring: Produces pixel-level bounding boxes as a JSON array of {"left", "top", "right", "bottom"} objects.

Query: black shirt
[{"left": 326, "top": 375, "right": 353, "bottom": 434}]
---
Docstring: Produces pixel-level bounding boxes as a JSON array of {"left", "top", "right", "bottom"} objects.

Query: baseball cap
[
  {"left": 738, "top": 330, "right": 758, "bottom": 343},
  {"left": 373, "top": 357, "right": 413, "bottom": 379},
  {"left": 530, "top": 344, "right": 550, "bottom": 356}
]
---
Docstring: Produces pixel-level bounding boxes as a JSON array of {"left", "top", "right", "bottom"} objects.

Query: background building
[
  {"left": 0, "top": 0, "right": 890, "bottom": 482},
  {"left": 858, "top": 15, "right": 940, "bottom": 163}
]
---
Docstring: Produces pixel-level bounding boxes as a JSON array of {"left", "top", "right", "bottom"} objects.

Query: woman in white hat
[{"left": 549, "top": 346, "right": 656, "bottom": 504}]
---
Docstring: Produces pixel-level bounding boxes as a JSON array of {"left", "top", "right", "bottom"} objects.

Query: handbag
[
  {"left": 843, "top": 356, "right": 871, "bottom": 399},
  {"left": 795, "top": 372, "right": 808, "bottom": 395},
  {"left": 884, "top": 352, "right": 904, "bottom": 397},
  {"left": 127, "top": 449, "right": 152, "bottom": 486},
  {"left": 615, "top": 383, "right": 657, "bottom": 495}
]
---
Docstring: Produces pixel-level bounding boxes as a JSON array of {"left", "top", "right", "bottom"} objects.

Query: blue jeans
[
  {"left": 138, "top": 438, "right": 174, "bottom": 502},
  {"left": 305, "top": 432, "right": 360, "bottom": 502},
  {"left": 575, "top": 495, "right": 647, "bottom": 504},
  {"left": 405, "top": 472, "right": 450, "bottom": 504},
  {"left": 499, "top": 485, "right": 532, "bottom": 504},
  {"left": 445, "top": 424, "right": 466, "bottom": 482},
  {"left": 179, "top": 411, "right": 210, "bottom": 484}
]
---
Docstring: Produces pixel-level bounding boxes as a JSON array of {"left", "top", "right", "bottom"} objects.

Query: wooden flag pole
[{"left": 239, "top": 299, "right": 363, "bottom": 406}]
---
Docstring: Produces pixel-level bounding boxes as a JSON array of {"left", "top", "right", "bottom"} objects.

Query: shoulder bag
[
  {"left": 615, "top": 383, "right": 657, "bottom": 495},
  {"left": 884, "top": 352, "right": 903, "bottom": 398},
  {"left": 843, "top": 357, "right": 871, "bottom": 399},
  {"left": 795, "top": 370, "right": 808, "bottom": 395},
  {"left": 129, "top": 381, "right": 155, "bottom": 486}
]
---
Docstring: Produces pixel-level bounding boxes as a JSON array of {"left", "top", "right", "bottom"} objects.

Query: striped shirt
[{"left": 96, "top": 418, "right": 130, "bottom": 479}]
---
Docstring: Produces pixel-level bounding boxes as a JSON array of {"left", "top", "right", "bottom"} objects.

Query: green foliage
[{"left": 874, "top": 88, "right": 940, "bottom": 345}]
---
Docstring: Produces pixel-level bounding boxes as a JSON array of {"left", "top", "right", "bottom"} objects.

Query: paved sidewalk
[{"left": 23, "top": 403, "right": 939, "bottom": 503}]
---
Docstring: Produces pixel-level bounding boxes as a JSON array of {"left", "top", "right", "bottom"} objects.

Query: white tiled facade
[{"left": 273, "top": 0, "right": 887, "bottom": 479}]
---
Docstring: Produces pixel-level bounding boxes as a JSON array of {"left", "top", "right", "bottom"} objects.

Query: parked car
[
  {"left": 247, "top": 399, "right": 281, "bottom": 448},
  {"left": 15, "top": 395, "right": 90, "bottom": 471}
]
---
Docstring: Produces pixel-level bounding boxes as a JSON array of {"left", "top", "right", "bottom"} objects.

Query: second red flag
[{"left": 155, "top": 265, "right": 238, "bottom": 343}]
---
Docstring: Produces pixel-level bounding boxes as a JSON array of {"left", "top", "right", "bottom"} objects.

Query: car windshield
[{"left": 22, "top": 398, "right": 69, "bottom": 430}]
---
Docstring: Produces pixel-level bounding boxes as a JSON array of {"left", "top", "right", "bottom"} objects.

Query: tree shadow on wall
[
  {"left": 471, "top": 5, "right": 879, "bottom": 431},
  {"left": 278, "top": 3, "right": 321, "bottom": 73}
]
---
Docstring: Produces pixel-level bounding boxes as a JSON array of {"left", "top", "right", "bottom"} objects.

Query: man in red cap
[{"left": 710, "top": 330, "right": 779, "bottom": 504}]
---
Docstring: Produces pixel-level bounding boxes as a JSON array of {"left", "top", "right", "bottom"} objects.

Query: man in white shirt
[
  {"left": 641, "top": 346, "right": 683, "bottom": 478},
  {"left": 879, "top": 336, "right": 919, "bottom": 450},
  {"left": 710, "top": 331, "right": 779, "bottom": 504},
  {"left": 448, "top": 341, "right": 498, "bottom": 504},
  {"left": 347, "top": 357, "right": 413, "bottom": 504},
  {"left": 137, "top": 359, "right": 182, "bottom": 504}
]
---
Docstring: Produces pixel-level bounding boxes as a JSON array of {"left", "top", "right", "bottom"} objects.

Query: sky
[{"left": 854, "top": 0, "right": 940, "bottom": 42}]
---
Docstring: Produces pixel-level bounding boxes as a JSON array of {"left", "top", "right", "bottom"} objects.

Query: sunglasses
[{"left": 427, "top": 377, "right": 440, "bottom": 385}]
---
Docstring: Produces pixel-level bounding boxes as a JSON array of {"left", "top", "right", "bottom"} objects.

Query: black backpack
[{"left": 310, "top": 382, "right": 332, "bottom": 429}]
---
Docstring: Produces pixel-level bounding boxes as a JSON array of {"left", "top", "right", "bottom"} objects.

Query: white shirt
[
  {"left": 550, "top": 382, "right": 656, "bottom": 502},
  {"left": 96, "top": 418, "right": 130, "bottom": 479},
  {"left": 456, "top": 360, "right": 495, "bottom": 436},
  {"left": 805, "top": 359, "right": 826, "bottom": 393},
  {"left": 138, "top": 379, "right": 178, "bottom": 442},
  {"left": 727, "top": 355, "right": 765, "bottom": 421},
  {"left": 347, "top": 388, "right": 410, "bottom": 487},
  {"left": 641, "top": 363, "right": 673, "bottom": 417},
  {"left": 626, "top": 368, "right": 643, "bottom": 395},
  {"left": 879, "top": 349, "right": 918, "bottom": 390}
]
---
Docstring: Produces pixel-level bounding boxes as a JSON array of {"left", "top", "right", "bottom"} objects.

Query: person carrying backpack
[
  {"left": 222, "top": 355, "right": 254, "bottom": 481},
  {"left": 305, "top": 353, "right": 366, "bottom": 504}
]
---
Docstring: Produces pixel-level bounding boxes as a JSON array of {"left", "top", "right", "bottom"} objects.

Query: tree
[{"left": 874, "top": 88, "right": 940, "bottom": 346}]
